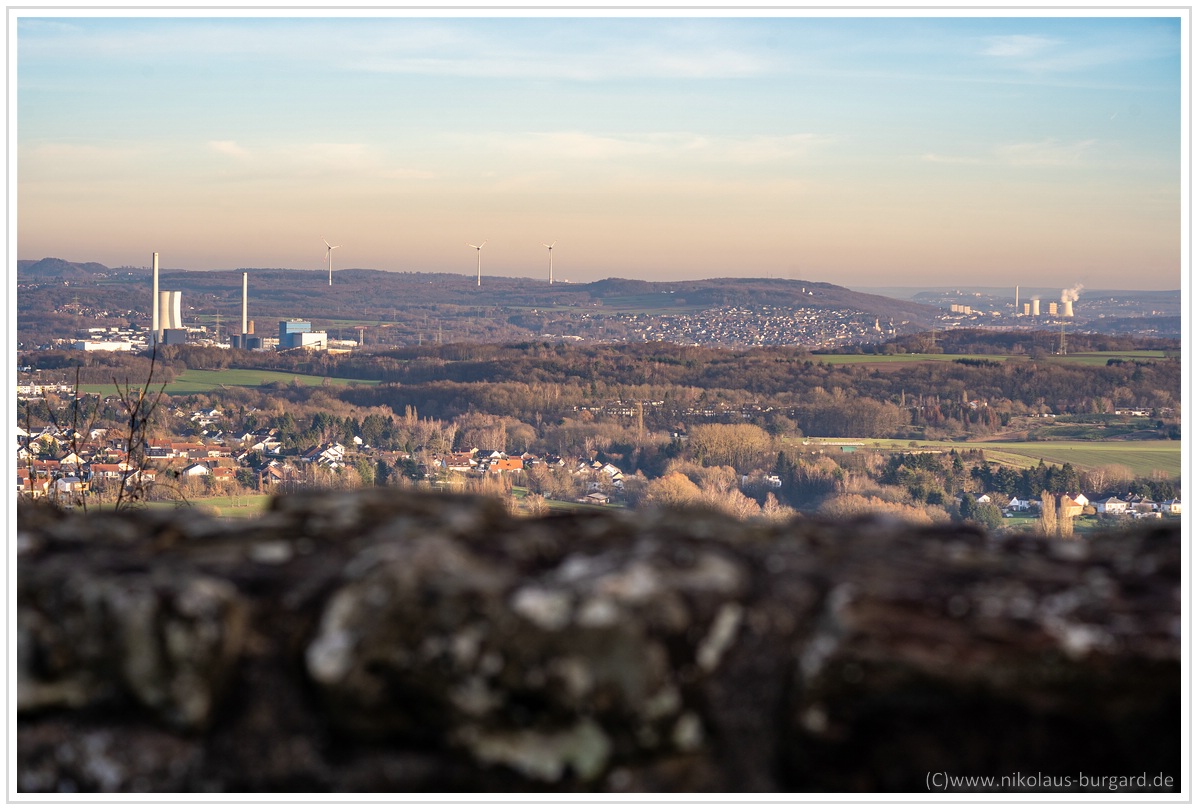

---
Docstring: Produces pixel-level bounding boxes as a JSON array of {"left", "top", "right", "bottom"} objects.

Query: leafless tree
[{"left": 114, "top": 346, "right": 172, "bottom": 511}]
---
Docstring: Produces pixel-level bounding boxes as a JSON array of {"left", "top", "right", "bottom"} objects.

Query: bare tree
[{"left": 114, "top": 346, "right": 171, "bottom": 511}]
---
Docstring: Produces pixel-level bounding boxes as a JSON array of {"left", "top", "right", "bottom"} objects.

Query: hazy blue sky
[{"left": 14, "top": 13, "right": 1184, "bottom": 288}]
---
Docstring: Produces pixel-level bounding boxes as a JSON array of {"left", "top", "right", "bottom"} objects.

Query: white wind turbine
[
  {"left": 541, "top": 241, "right": 557, "bottom": 284},
  {"left": 466, "top": 240, "right": 487, "bottom": 286},
  {"left": 324, "top": 238, "right": 341, "bottom": 286}
]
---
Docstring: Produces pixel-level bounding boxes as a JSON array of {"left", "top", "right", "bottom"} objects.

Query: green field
[
  {"left": 964, "top": 440, "right": 1181, "bottom": 479},
  {"left": 793, "top": 437, "right": 1181, "bottom": 479},
  {"left": 78, "top": 368, "right": 381, "bottom": 397}
]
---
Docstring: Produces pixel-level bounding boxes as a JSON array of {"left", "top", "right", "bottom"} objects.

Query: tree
[
  {"left": 1037, "top": 490, "right": 1057, "bottom": 537},
  {"left": 971, "top": 500, "right": 1005, "bottom": 532},
  {"left": 1056, "top": 495, "right": 1074, "bottom": 538},
  {"left": 643, "top": 472, "right": 702, "bottom": 508}
]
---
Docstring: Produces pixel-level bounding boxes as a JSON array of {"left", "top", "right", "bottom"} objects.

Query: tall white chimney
[
  {"left": 242, "top": 272, "right": 248, "bottom": 336},
  {"left": 151, "top": 252, "right": 160, "bottom": 343}
]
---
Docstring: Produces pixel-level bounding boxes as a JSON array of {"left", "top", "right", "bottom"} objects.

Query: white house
[
  {"left": 1094, "top": 496, "right": 1128, "bottom": 515},
  {"left": 180, "top": 462, "right": 214, "bottom": 478},
  {"left": 1007, "top": 496, "right": 1031, "bottom": 512}
]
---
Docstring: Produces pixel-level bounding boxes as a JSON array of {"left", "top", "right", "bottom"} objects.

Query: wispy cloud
[
  {"left": 208, "top": 140, "right": 251, "bottom": 159},
  {"left": 981, "top": 34, "right": 1060, "bottom": 59},
  {"left": 474, "top": 131, "right": 830, "bottom": 164},
  {"left": 919, "top": 153, "right": 984, "bottom": 165},
  {"left": 995, "top": 138, "right": 1097, "bottom": 167}
]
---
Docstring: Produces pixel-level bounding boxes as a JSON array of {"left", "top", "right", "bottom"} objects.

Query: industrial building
[{"left": 278, "top": 320, "right": 327, "bottom": 350}]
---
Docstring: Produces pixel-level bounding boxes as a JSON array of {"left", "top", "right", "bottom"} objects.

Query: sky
[{"left": 12, "top": 11, "right": 1186, "bottom": 288}]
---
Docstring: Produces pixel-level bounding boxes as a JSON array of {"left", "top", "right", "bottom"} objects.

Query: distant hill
[
  {"left": 18, "top": 257, "right": 111, "bottom": 280},
  {"left": 17, "top": 259, "right": 940, "bottom": 324},
  {"left": 16, "top": 258, "right": 944, "bottom": 347}
]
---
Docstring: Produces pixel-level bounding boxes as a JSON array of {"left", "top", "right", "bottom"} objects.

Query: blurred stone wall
[{"left": 16, "top": 490, "right": 1181, "bottom": 792}]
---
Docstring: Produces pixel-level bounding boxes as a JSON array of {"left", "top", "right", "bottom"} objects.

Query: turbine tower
[
  {"left": 466, "top": 240, "right": 487, "bottom": 286},
  {"left": 324, "top": 238, "right": 341, "bottom": 286},
  {"left": 541, "top": 241, "right": 556, "bottom": 284}
]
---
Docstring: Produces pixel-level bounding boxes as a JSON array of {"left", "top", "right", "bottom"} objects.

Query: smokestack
[
  {"left": 1015, "top": 285, "right": 1019, "bottom": 313},
  {"left": 1032, "top": 298, "right": 1040, "bottom": 317},
  {"left": 151, "top": 252, "right": 160, "bottom": 343},
  {"left": 242, "top": 272, "right": 248, "bottom": 336}
]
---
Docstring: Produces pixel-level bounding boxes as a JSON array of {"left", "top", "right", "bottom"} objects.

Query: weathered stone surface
[{"left": 16, "top": 491, "right": 1181, "bottom": 792}]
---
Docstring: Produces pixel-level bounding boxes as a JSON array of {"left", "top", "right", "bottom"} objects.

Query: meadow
[
  {"left": 77, "top": 368, "right": 382, "bottom": 397},
  {"left": 794, "top": 438, "right": 1181, "bottom": 479}
]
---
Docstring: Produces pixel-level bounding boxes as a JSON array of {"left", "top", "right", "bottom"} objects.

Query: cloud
[
  {"left": 995, "top": 138, "right": 1097, "bottom": 167},
  {"left": 475, "top": 130, "right": 829, "bottom": 164},
  {"left": 208, "top": 140, "right": 251, "bottom": 159},
  {"left": 981, "top": 34, "right": 1060, "bottom": 59},
  {"left": 919, "top": 153, "right": 984, "bottom": 165}
]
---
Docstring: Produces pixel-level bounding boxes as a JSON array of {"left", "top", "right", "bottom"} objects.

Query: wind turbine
[
  {"left": 541, "top": 241, "right": 556, "bottom": 285},
  {"left": 324, "top": 238, "right": 341, "bottom": 286},
  {"left": 466, "top": 240, "right": 487, "bottom": 286}
]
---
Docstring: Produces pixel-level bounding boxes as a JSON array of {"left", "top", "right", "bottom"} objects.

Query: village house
[
  {"left": 300, "top": 442, "right": 347, "bottom": 469},
  {"left": 1093, "top": 496, "right": 1128, "bottom": 515},
  {"left": 1007, "top": 496, "right": 1031, "bottom": 512},
  {"left": 1058, "top": 495, "right": 1084, "bottom": 519},
  {"left": 487, "top": 457, "right": 525, "bottom": 475}
]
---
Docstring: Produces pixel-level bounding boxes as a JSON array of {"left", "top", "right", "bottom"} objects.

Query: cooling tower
[
  {"left": 1063, "top": 300, "right": 1074, "bottom": 318},
  {"left": 1032, "top": 299, "right": 1040, "bottom": 316},
  {"left": 159, "top": 291, "right": 183, "bottom": 330}
]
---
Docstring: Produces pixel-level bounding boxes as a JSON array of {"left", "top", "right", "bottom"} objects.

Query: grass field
[
  {"left": 78, "top": 368, "right": 382, "bottom": 397},
  {"left": 94, "top": 493, "right": 275, "bottom": 518},
  {"left": 792, "top": 437, "right": 1181, "bottom": 479}
]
